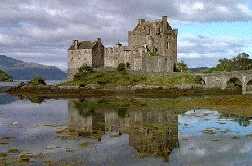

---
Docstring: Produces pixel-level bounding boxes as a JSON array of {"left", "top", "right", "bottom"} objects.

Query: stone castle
[{"left": 68, "top": 16, "right": 178, "bottom": 79}]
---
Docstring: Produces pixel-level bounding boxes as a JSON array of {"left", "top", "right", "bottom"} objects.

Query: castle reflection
[{"left": 68, "top": 98, "right": 179, "bottom": 160}]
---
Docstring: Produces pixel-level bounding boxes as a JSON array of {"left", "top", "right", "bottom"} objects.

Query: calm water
[{"left": 0, "top": 94, "right": 252, "bottom": 165}]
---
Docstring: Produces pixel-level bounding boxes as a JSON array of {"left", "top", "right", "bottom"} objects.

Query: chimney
[
  {"left": 116, "top": 41, "right": 122, "bottom": 48},
  {"left": 162, "top": 16, "right": 168, "bottom": 33},
  {"left": 97, "top": 38, "right": 102, "bottom": 43},
  {"left": 162, "top": 16, "right": 167, "bottom": 22},
  {"left": 138, "top": 19, "right": 145, "bottom": 25},
  {"left": 73, "top": 40, "right": 78, "bottom": 49}
]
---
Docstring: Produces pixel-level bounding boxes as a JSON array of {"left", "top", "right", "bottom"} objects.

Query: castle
[{"left": 68, "top": 16, "right": 178, "bottom": 79}]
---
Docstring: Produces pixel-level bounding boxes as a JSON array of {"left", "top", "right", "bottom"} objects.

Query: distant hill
[
  {"left": 189, "top": 67, "right": 210, "bottom": 73},
  {"left": 0, "top": 55, "right": 66, "bottom": 80}
]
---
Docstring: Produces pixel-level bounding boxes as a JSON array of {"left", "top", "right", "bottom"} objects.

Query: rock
[
  {"left": 19, "top": 153, "right": 32, "bottom": 162},
  {"left": 12, "top": 121, "right": 18, "bottom": 126},
  {"left": 0, "top": 137, "right": 10, "bottom": 144},
  {"left": 85, "top": 84, "right": 101, "bottom": 89},
  {"left": 202, "top": 128, "right": 217, "bottom": 135}
]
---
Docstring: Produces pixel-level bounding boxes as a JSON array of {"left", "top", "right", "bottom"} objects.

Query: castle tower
[
  {"left": 67, "top": 38, "right": 104, "bottom": 79},
  {"left": 128, "top": 16, "right": 178, "bottom": 72},
  {"left": 128, "top": 16, "right": 177, "bottom": 59}
]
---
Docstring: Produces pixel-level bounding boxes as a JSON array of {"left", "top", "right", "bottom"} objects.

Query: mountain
[{"left": 0, "top": 55, "right": 66, "bottom": 80}]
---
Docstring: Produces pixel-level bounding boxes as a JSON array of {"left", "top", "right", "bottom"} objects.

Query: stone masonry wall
[
  {"left": 104, "top": 46, "right": 145, "bottom": 71},
  {"left": 104, "top": 46, "right": 132, "bottom": 68},
  {"left": 92, "top": 41, "right": 105, "bottom": 68},
  {"left": 68, "top": 49, "right": 92, "bottom": 79},
  {"left": 143, "top": 55, "right": 174, "bottom": 73},
  {"left": 128, "top": 16, "right": 177, "bottom": 66}
]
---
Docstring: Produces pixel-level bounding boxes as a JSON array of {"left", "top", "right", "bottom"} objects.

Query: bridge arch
[
  {"left": 246, "top": 79, "right": 252, "bottom": 92},
  {"left": 195, "top": 75, "right": 206, "bottom": 85},
  {"left": 226, "top": 77, "right": 242, "bottom": 90}
]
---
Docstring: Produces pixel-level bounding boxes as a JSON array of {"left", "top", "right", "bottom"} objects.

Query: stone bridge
[{"left": 200, "top": 70, "right": 252, "bottom": 94}]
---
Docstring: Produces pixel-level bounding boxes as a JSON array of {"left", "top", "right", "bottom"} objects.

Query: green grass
[
  {"left": 0, "top": 69, "right": 12, "bottom": 81},
  {"left": 8, "top": 148, "right": 19, "bottom": 153},
  {"left": 79, "top": 142, "right": 89, "bottom": 148},
  {"left": 0, "top": 152, "right": 7, "bottom": 158},
  {"left": 62, "top": 70, "right": 200, "bottom": 88}
]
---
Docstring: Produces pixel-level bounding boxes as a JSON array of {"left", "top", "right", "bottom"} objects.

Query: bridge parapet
[{"left": 199, "top": 70, "right": 252, "bottom": 94}]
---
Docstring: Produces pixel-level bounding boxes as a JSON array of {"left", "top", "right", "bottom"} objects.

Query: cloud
[
  {"left": 0, "top": 0, "right": 252, "bottom": 70},
  {"left": 178, "top": 35, "right": 252, "bottom": 67}
]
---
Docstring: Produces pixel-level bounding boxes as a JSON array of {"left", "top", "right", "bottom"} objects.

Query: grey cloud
[
  {"left": 179, "top": 35, "right": 245, "bottom": 56},
  {"left": 178, "top": 35, "right": 252, "bottom": 67},
  {"left": 0, "top": 0, "right": 252, "bottom": 69}
]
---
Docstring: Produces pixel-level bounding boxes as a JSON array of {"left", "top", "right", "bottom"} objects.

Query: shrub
[
  {"left": 175, "top": 61, "right": 188, "bottom": 72},
  {"left": 118, "top": 107, "right": 128, "bottom": 118},
  {"left": 194, "top": 75, "right": 205, "bottom": 85},
  {"left": 126, "top": 62, "right": 131, "bottom": 69},
  {"left": 29, "top": 76, "right": 46, "bottom": 86},
  {"left": 97, "top": 79, "right": 111, "bottom": 85},
  {"left": 79, "top": 83, "right": 87, "bottom": 88},
  {"left": 0, "top": 69, "right": 12, "bottom": 81},
  {"left": 8, "top": 148, "right": 19, "bottom": 153},
  {"left": 117, "top": 63, "right": 126, "bottom": 72},
  {"left": 78, "top": 64, "right": 93, "bottom": 73},
  {"left": 74, "top": 64, "right": 94, "bottom": 81}
]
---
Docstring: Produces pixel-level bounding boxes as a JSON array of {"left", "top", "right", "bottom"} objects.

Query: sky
[{"left": 0, "top": 0, "right": 252, "bottom": 71}]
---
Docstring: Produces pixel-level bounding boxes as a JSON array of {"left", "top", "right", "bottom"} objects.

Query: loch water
[{"left": 0, "top": 93, "right": 252, "bottom": 165}]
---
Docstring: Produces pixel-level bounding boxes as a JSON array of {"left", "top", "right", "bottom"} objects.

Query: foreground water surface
[{"left": 0, "top": 93, "right": 252, "bottom": 165}]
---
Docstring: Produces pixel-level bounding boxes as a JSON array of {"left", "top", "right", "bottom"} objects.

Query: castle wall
[
  {"left": 68, "top": 49, "right": 92, "bottom": 79},
  {"left": 143, "top": 55, "right": 174, "bottom": 73},
  {"left": 68, "top": 101, "right": 93, "bottom": 132},
  {"left": 104, "top": 46, "right": 145, "bottom": 71},
  {"left": 92, "top": 41, "right": 105, "bottom": 68}
]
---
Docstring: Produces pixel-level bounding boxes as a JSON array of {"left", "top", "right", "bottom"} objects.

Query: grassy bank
[
  {"left": 62, "top": 70, "right": 202, "bottom": 88},
  {"left": 8, "top": 69, "right": 241, "bottom": 97}
]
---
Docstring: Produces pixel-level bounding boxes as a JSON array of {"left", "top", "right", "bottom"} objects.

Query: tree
[
  {"left": 0, "top": 69, "right": 12, "bottom": 81},
  {"left": 74, "top": 64, "right": 94, "bottom": 81},
  {"left": 78, "top": 64, "right": 93, "bottom": 73},
  {"left": 175, "top": 61, "right": 188, "bottom": 72},
  {"left": 28, "top": 76, "right": 46, "bottom": 86},
  {"left": 210, "top": 52, "right": 252, "bottom": 72}
]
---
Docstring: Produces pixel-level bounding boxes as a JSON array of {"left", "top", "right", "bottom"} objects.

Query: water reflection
[
  {"left": 68, "top": 99, "right": 179, "bottom": 160},
  {"left": 1, "top": 95, "right": 252, "bottom": 165},
  {"left": 0, "top": 93, "right": 17, "bottom": 104}
]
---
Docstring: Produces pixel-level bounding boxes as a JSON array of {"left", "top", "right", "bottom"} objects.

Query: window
[{"left": 167, "top": 42, "right": 170, "bottom": 49}]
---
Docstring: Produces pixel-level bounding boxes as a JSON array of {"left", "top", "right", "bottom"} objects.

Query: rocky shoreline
[{"left": 7, "top": 84, "right": 241, "bottom": 98}]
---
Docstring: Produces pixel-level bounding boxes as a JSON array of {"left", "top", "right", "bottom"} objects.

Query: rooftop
[{"left": 69, "top": 40, "right": 96, "bottom": 50}]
